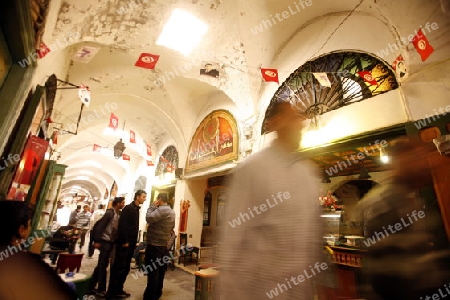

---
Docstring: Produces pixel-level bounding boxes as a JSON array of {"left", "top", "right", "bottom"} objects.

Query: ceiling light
[
  {"left": 321, "top": 170, "right": 331, "bottom": 183},
  {"left": 75, "top": 176, "right": 90, "bottom": 180},
  {"left": 379, "top": 147, "right": 389, "bottom": 163},
  {"left": 113, "top": 138, "right": 126, "bottom": 159},
  {"left": 358, "top": 167, "right": 371, "bottom": 179},
  {"left": 156, "top": 8, "right": 208, "bottom": 56}
]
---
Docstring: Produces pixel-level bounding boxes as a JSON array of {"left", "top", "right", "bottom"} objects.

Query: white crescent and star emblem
[
  {"left": 111, "top": 119, "right": 117, "bottom": 127},
  {"left": 364, "top": 74, "right": 373, "bottom": 81},
  {"left": 142, "top": 56, "right": 154, "bottom": 63},
  {"left": 418, "top": 40, "right": 427, "bottom": 50},
  {"left": 264, "top": 70, "right": 276, "bottom": 77}
]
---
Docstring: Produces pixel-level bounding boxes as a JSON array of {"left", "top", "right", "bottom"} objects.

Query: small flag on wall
[
  {"left": 130, "top": 130, "right": 136, "bottom": 143},
  {"left": 135, "top": 53, "right": 160, "bottom": 69},
  {"left": 37, "top": 42, "right": 51, "bottom": 59},
  {"left": 146, "top": 144, "right": 152, "bottom": 156},
  {"left": 147, "top": 160, "right": 154, "bottom": 166},
  {"left": 122, "top": 154, "right": 130, "bottom": 161},
  {"left": 93, "top": 144, "right": 101, "bottom": 152},
  {"left": 412, "top": 29, "right": 434, "bottom": 61},
  {"left": 261, "top": 68, "right": 279, "bottom": 84},
  {"left": 357, "top": 71, "right": 378, "bottom": 85},
  {"left": 109, "top": 113, "right": 119, "bottom": 130},
  {"left": 313, "top": 73, "right": 332, "bottom": 87}
]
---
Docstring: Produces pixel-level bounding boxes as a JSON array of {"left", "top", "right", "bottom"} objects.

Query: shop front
[{"left": 176, "top": 109, "right": 239, "bottom": 264}]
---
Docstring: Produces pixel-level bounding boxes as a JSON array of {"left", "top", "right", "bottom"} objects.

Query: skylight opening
[{"left": 156, "top": 9, "right": 208, "bottom": 56}]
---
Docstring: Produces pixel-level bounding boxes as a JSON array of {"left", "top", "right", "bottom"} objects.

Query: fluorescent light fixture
[
  {"left": 75, "top": 176, "right": 90, "bottom": 180},
  {"left": 380, "top": 147, "right": 389, "bottom": 163},
  {"left": 156, "top": 8, "right": 208, "bottom": 56}
]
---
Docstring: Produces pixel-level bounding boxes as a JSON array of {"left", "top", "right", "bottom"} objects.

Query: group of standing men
[{"left": 86, "top": 190, "right": 175, "bottom": 299}]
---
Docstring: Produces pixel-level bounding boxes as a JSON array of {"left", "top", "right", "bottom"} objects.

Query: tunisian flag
[
  {"left": 357, "top": 71, "right": 378, "bottom": 85},
  {"left": 37, "top": 42, "right": 51, "bottom": 59},
  {"left": 130, "top": 130, "right": 136, "bottom": 143},
  {"left": 122, "top": 154, "right": 130, "bottom": 161},
  {"left": 93, "top": 144, "right": 101, "bottom": 152},
  {"left": 109, "top": 113, "right": 119, "bottom": 130},
  {"left": 146, "top": 160, "right": 154, "bottom": 166},
  {"left": 261, "top": 68, "right": 279, "bottom": 84},
  {"left": 135, "top": 53, "right": 160, "bottom": 69},
  {"left": 412, "top": 29, "right": 434, "bottom": 61},
  {"left": 146, "top": 144, "right": 152, "bottom": 156}
]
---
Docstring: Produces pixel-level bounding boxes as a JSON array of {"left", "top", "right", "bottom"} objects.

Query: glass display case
[{"left": 321, "top": 211, "right": 342, "bottom": 245}]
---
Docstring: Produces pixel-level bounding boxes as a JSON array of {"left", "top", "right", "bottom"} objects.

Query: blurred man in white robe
[{"left": 220, "top": 101, "right": 324, "bottom": 300}]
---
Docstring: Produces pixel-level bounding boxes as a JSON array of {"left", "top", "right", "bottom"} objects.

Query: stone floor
[{"left": 48, "top": 241, "right": 199, "bottom": 300}]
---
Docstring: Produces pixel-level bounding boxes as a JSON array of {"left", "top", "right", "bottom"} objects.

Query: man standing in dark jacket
[
  {"left": 86, "top": 197, "right": 125, "bottom": 297},
  {"left": 107, "top": 190, "right": 147, "bottom": 298}
]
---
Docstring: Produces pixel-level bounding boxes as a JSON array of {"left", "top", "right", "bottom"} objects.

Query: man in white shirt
[
  {"left": 88, "top": 204, "right": 105, "bottom": 257},
  {"left": 220, "top": 101, "right": 324, "bottom": 299},
  {"left": 76, "top": 205, "right": 92, "bottom": 252}
]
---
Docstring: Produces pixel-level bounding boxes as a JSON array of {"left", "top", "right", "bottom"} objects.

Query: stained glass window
[{"left": 262, "top": 51, "right": 399, "bottom": 134}]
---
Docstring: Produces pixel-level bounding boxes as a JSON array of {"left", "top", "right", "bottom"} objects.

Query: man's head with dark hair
[
  {"left": 112, "top": 197, "right": 125, "bottom": 207},
  {"left": 134, "top": 190, "right": 146, "bottom": 200},
  {"left": 264, "top": 101, "right": 307, "bottom": 151},
  {"left": 156, "top": 193, "right": 168, "bottom": 204},
  {"left": 0, "top": 200, "right": 32, "bottom": 246},
  {"left": 98, "top": 204, "right": 104, "bottom": 209},
  {"left": 76, "top": 205, "right": 81, "bottom": 210},
  {"left": 134, "top": 190, "right": 147, "bottom": 205}
]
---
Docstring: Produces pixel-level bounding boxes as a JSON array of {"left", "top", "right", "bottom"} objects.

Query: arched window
[
  {"left": 261, "top": 51, "right": 399, "bottom": 134},
  {"left": 155, "top": 146, "right": 179, "bottom": 176}
]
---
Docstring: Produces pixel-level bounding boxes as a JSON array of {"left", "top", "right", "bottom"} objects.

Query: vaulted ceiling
[{"left": 36, "top": 0, "right": 450, "bottom": 199}]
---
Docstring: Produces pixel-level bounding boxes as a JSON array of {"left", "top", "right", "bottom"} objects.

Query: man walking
[
  {"left": 87, "top": 198, "right": 125, "bottom": 297},
  {"left": 76, "top": 204, "right": 91, "bottom": 252},
  {"left": 219, "top": 101, "right": 323, "bottom": 299},
  {"left": 107, "top": 190, "right": 147, "bottom": 298},
  {"left": 68, "top": 205, "right": 81, "bottom": 226},
  {"left": 143, "top": 194, "right": 175, "bottom": 300}
]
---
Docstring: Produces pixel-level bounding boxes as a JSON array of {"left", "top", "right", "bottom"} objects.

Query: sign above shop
[{"left": 185, "top": 110, "right": 239, "bottom": 174}]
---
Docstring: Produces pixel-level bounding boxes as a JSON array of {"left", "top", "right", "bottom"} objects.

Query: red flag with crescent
[
  {"left": 135, "top": 53, "right": 160, "bottom": 69},
  {"left": 261, "top": 68, "right": 279, "bottom": 84}
]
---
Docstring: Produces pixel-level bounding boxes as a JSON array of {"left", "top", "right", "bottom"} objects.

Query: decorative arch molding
[{"left": 261, "top": 51, "right": 399, "bottom": 134}]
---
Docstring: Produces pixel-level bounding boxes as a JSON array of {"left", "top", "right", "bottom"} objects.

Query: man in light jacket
[{"left": 143, "top": 194, "right": 175, "bottom": 300}]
